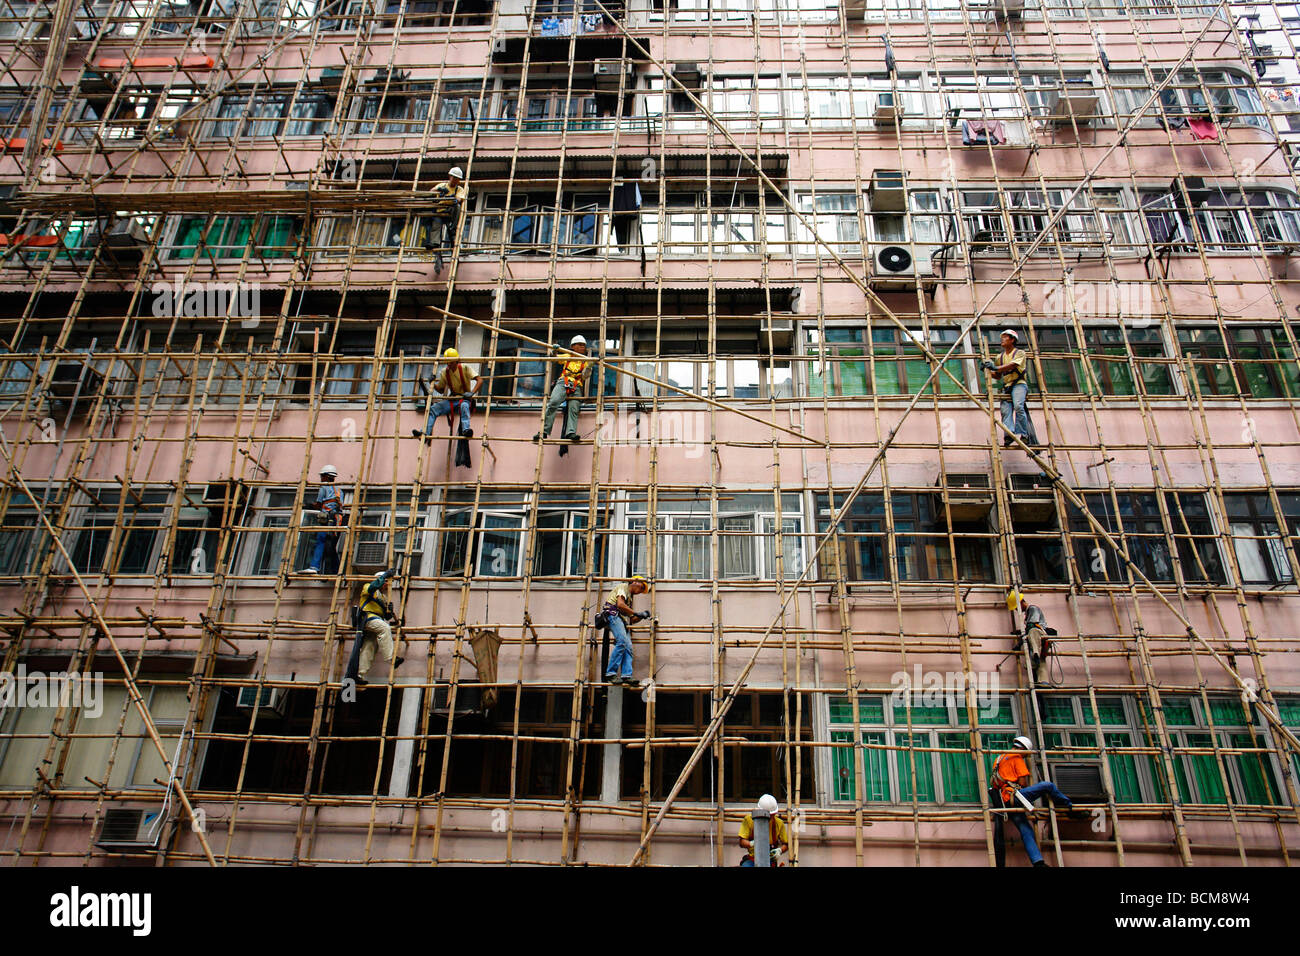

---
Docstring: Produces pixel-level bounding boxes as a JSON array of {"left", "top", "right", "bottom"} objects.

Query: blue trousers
[
  {"left": 1000, "top": 381, "right": 1039, "bottom": 444},
  {"left": 1007, "top": 781, "right": 1073, "bottom": 865},
  {"left": 605, "top": 615, "right": 633, "bottom": 679},
  {"left": 425, "top": 398, "right": 471, "bottom": 435},
  {"left": 311, "top": 530, "right": 339, "bottom": 573}
]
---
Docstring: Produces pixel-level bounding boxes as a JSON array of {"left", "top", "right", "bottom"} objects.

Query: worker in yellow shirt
[
  {"left": 533, "top": 334, "right": 591, "bottom": 457},
  {"left": 425, "top": 165, "right": 467, "bottom": 272},
  {"left": 738, "top": 794, "right": 790, "bottom": 867},
  {"left": 982, "top": 329, "right": 1040, "bottom": 448},
  {"left": 343, "top": 568, "right": 404, "bottom": 687}
]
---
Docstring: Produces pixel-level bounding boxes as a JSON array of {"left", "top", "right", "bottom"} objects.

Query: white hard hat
[
  {"left": 448, "top": 166, "right": 464, "bottom": 179},
  {"left": 319, "top": 464, "right": 337, "bottom": 477},
  {"left": 1013, "top": 735, "right": 1033, "bottom": 750},
  {"left": 570, "top": 334, "right": 587, "bottom": 346},
  {"left": 1000, "top": 329, "right": 1019, "bottom": 341},
  {"left": 757, "top": 794, "right": 779, "bottom": 816}
]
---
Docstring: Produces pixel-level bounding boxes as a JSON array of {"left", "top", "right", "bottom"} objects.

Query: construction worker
[
  {"left": 425, "top": 166, "right": 467, "bottom": 272},
  {"left": 738, "top": 794, "right": 790, "bottom": 867},
  {"left": 600, "top": 573, "right": 650, "bottom": 685},
  {"left": 982, "top": 329, "right": 1040, "bottom": 448},
  {"left": 1018, "top": 596, "right": 1057, "bottom": 684},
  {"left": 533, "top": 334, "right": 590, "bottom": 457},
  {"left": 344, "top": 568, "right": 404, "bottom": 686},
  {"left": 302, "top": 464, "right": 343, "bottom": 574},
  {"left": 412, "top": 347, "right": 483, "bottom": 468},
  {"left": 990, "top": 735, "right": 1077, "bottom": 867}
]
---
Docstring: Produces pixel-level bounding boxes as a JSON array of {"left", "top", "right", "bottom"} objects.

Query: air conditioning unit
[
  {"left": 874, "top": 92, "right": 903, "bottom": 125},
  {"left": 491, "top": 37, "right": 508, "bottom": 56},
  {"left": 593, "top": 59, "right": 634, "bottom": 90},
  {"left": 353, "top": 539, "right": 389, "bottom": 569},
  {"left": 79, "top": 69, "right": 116, "bottom": 95},
  {"left": 431, "top": 681, "right": 482, "bottom": 716},
  {"left": 761, "top": 318, "right": 794, "bottom": 348},
  {"left": 235, "top": 685, "right": 287, "bottom": 717},
  {"left": 47, "top": 361, "right": 104, "bottom": 403},
  {"left": 1008, "top": 474, "right": 1056, "bottom": 522},
  {"left": 992, "top": 0, "right": 1023, "bottom": 21},
  {"left": 1044, "top": 85, "right": 1100, "bottom": 125},
  {"left": 319, "top": 66, "right": 346, "bottom": 89},
  {"left": 1052, "top": 762, "right": 1106, "bottom": 803},
  {"left": 935, "top": 472, "right": 993, "bottom": 522},
  {"left": 870, "top": 244, "right": 936, "bottom": 288},
  {"left": 95, "top": 806, "right": 166, "bottom": 850},
  {"left": 844, "top": 0, "right": 867, "bottom": 17},
  {"left": 102, "top": 219, "right": 150, "bottom": 248},
  {"left": 672, "top": 62, "right": 702, "bottom": 90},
  {"left": 869, "top": 169, "right": 906, "bottom": 211},
  {"left": 371, "top": 68, "right": 408, "bottom": 85}
]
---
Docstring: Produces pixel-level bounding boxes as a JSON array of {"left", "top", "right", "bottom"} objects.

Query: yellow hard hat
[{"left": 443, "top": 347, "right": 459, "bottom": 360}]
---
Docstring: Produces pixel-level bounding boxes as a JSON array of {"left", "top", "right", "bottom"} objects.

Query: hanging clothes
[
  {"left": 962, "top": 118, "right": 1005, "bottom": 146},
  {"left": 580, "top": 13, "right": 602, "bottom": 33},
  {"left": 540, "top": 16, "right": 560, "bottom": 36},
  {"left": 1187, "top": 117, "right": 1218, "bottom": 141},
  {"left": 612, "top": 181, "right": 642, "bottom": 249}
]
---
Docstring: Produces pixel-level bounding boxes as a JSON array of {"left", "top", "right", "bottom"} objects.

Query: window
[
  {"left": 201, "top": 684, "right": 404, "bottom": 795},
  {"left": 166, "top": 214, "right": 301, "bottom": 260},
  {"left": 350, "top": 79, "right": 435, "bottom": 136},
  {"left": 795, "top": 192, "right": 860, "bottom": 256},
  {"left": 478, "top": 192, "right": 602, "bottom": 257},
  {"left": 1041, "top": 694, "right": 1145, "bottom": 803},
  {"left": 626, "top": 493, "right": 804, "bottom": 580},
  {"left": 828, "top": 692, "right": 1017, "bottom": 805},
  {"left": 636, "top": 192, "right": 788, "bottom": 258},
  {"left": 289, "top": 331, "right": 376, "bottom": 400},
  {"left": 235, "top": 489, "right": 323, "bottom": 577},
  {"left": 0, "top": 488, "right": 55, "bottom": 576},
  {"left": 439, "top": 491, "right": 610, "bottom": 579},
  {"left": 633, "top": 327, "right": 790, "bottom": 401},
  {"left": 207, "top": 89, "right": 330, "bottom": 139},
  {"left": 1068, "top": 491, "right": 1224, "bottom": 585},
  {"left": 139, "top": 330, "right": 277, "bottom": 404},
  {"left": 1177, "top": 326, "right": 1300, "bottom": 399},
  {"left": 622, "top": 690, "right": 815, "bottom": 802},
  {"left": 68, "top": 488, "right": 172, "bottom": 576},
  {"left": 1223, "top": 492, "right": 1299, "bottom": 585},
  {"left": 1145, "top": 694, "right": 1281, "bottom": 806},
  {"left": 1030, "top": 327, "right": 1175, "bottom": 397},
  {"left": 351, "top": 489, "right": 430, "bottom": 572},
  {"left": 435, "top": 80, "right": 485, "bottom": 134},
  {"left": 815, "top": 492, "right": 996, "bottom": 583},
  {"left": 806, "top": 327, "right": 966, "bottom": 398}
]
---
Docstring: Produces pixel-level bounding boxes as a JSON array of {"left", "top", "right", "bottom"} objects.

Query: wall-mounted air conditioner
[
  {"left": 593, "top": 59, "right": 634, "bottom": 90},
  {"left": 869, "top": 169, "right": 906, "bottom": 211},
  {"left": 47, "top": 361, "right": 104, "bottom": 404},
  {"left": 935, "top": 473, "right": 993, "bottom": 522},
  {"left": 103, "top": 219, "right": 150, "bottom": 248},
  {"left": 870, "top": 244, "right": 937, "bottom": 288},
  {"left": 235, "top": 685, "right": 287, "bottom": 717},
  {"left": 844, "top": 0, "right": 867, "bottom": 18},
  {"left": 672, "top": 62, "right": 702, "bottom": 90},
  {"left": 1008, "top": 474, "right": 1056, "bottom": 522},
  {"left": 95, "top": 806, "right": 166, "bottom": 850},
  {"left": 874, "top": 92, "right": 903, "bottom": 125},
  {"left": 992, "top": 0, "right": 1024, "bottom": 21},
  {"left": 431, "top": 681, "right": 481, "bottom": 716},
  {"left": 1044, "top": 85, "right": 1100, "bottom": 125},
  {"left": 319, "top": 66, "right": 346, "bottom": 89},
  {"left": 761, "top": 319, "right": 794, "bottom": 348}
]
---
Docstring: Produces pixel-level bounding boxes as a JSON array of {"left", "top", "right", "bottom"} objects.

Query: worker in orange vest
[
  {"left": 533, "top": 334, "right": 591, "bottom": 457},
  {"left": 991, "top": 735, "right": 1077, "bottom": 866}
]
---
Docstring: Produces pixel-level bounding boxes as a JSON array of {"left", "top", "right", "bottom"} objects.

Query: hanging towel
[
  {"left": 557, "top": 17, "right": 573, "bottom": 36},
  {"left": 1187, "top": 118, "right": 1218, "bottom": 140},
  {"left": 540, "top": 16, "right": 560, "bottom": 36}
]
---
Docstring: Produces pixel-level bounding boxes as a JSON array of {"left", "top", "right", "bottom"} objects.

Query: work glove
[
  {"left": 981, "top": 359, "right": 996, "bottom": 371},
  {"left": 636, "top": 610, "right": 652, "bottom": 620}
]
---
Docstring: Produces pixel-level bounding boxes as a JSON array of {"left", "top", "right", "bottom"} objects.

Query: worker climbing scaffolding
[
  {"left": 412, "top": 346, "right": 482, "bottom": 469},
  {"left": 982, "top": 330, "right": 1039, "bottom": 448},
  {"left": 990, "top": 736, "right": 1081, "bottom": 867},
  {"left": 343, "top": 568, "right": 404, "bottom": 688},
  {"left": 534, "top": 334, "right": 591, "bottom": 458},
  {"left": 301, "top": 464, "right": 343, "bottom": 575},
  {"left": 424, "top": 166, "right": 466, "bottom": 274}
]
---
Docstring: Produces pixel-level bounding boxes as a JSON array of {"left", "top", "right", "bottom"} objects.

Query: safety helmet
[
  {"left": 757, "top": 794, "right": 779, "bottom": 816},
  {"left": 444, "top": 347, "right": 459, "bottom": 360},
  {"left": 1013, "top": 735, "right": 1034, "bottom": 751},
  {"left": 448, "top": 166, "right": 464, "bottom": 179},
  {"left": 1000, "top": 329, "right": 1019, "bottom": 342},
  {"left": 570, "top": 334, "right": 587, "bottom": 347},
  {"left": 319, "top": 464, "right": 338, "bottom": 478}
]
